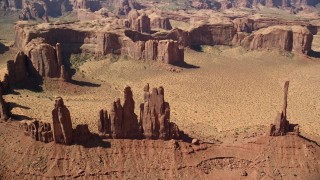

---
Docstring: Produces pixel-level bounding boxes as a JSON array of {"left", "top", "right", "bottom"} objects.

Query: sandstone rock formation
[
  {"left": 191, "top": 0, "right": 212, "bottom": 9},
  {"left": 19, "top": 1, "right": 47, "bottom": 21},
  {"left": 189, "top": 24, "right": 236, "bottom": 46},
  {"left": 0, "top": 88, "right": 10, "bottom": 122},
  {"left": 9, "top": 38, "right": 70, "bottom": 83},
  {"left": 242, "top": 25, "right": 313, "bottom": 54},
  {"left": 270, "top": 81, "right": 300, "bottom": 136},
  {"left": 20, "top": 120, "right": 54, "bottom": 143},
  {"left": 7, "top": 51, "right": 28, "bottom": 84},
  {"left": 72, "top": 0, "right": 101, "bottom": 12},
  {"left": 103, "top": 88, "right": 141, "bottom": 139},
  {"left": 233, "top": 18, "right": 254, "bottom": 33},
  {"left": 99, "top": 84, "right": 181, "bottom": 140},
  {"left": 128, "top": 10, "right": 151, "bottom": 34},
  {"left": 141, "top": 84, "right": 181, "bottom": 140},
  {"left": 52, "top": 97, "right": 73, "bottom": 145},
  {"left": 98, "top": 109, "right": 109, "bottom": 135},
  {"left": 25, "top": 38, "right": 62, "bottom": 78},
  {"left": 122, "top": 39, "right": 184, "bottom": 64},
  {"left": 140, "top": 84, "right": 180, "bottom": 140},
  {"left": 150, "top": 14, "right": 172, "bottom": 30},
  {"left": 113, "top": 0, "right": 141, "bottom": 16},
  {"left": 73, "top": 124, "right": 93, "bottom": 143}
]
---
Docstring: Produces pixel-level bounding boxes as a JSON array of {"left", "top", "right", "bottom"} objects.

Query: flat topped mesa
[
  {"left": 98, "top": 84, "right": 181, "bottom": 140},
  {"left": 269, "top": 81, "right": 299, "bottom": 136}
]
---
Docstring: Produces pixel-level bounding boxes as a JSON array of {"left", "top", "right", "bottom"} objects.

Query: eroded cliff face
[
  {"left": 241, "top": 25, "right": 313, "bottom": 54},
  {"left": 14, "top": 24, "right": 121, "bottom": 55},
  {"left": 122, "top": 39, "right": 184, "bottom": 64},
  {"left": 13, "top": 15, "right": 314, "bottom": 70},
  {"left": 189, "top": 23, "right": 237, "bottom": 46},
  {"left": 8, "top": 38, "right": 70, "bottom": 83}
]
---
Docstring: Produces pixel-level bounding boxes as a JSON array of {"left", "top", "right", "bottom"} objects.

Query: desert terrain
[{"left": 0, "top": 0, "right": 320, "bottom": 179}]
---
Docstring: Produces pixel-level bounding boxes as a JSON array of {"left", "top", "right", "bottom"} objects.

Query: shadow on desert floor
[
  {"left": 307, "top": 50, "right": 320, "bottom": 58},
  {"left": 74, "top": 136, "right": 111, "bottom": 148},
  {"left": 69, "top": 79, "right": 101, "bottom": 87}
]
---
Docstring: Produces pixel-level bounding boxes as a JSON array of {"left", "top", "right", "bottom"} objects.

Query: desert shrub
[{"left": 69, "top": 53, "right": 92, "bottom": 70}]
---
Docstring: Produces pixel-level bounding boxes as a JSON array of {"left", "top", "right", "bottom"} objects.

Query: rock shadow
[
  {"left": 0, "top": 42, "right": 9, "bottom": 54},
  {"left": 10, "top": 114, "right": 33, "bottom": 121},
  {"left": 180, "top": 132, "right": 194, "bottom": 143},
  {"left": 11, "top": 78, "right": 43, "bottom": 92},
  {"left": 298, "top": 135, "right": 320, "bottom": 147},
  {"left": 7, "top": 102, "right": 33, "bottom": 121},
  {"left": 172, "top": 61, "right": 200, "bottom": 69},
  {"left": 7, "top": 102, "right": 30, "bottom": 110},
  {"left": 307, "top": 50, "right": 320, "bottom": 58},
  {"left": 190, "top": 45, "right": 204, "bottom": 52},
  {"left": 74, "top": 135, "right": 111, "bottom": 148},
  {"left": 69, "top": 79, "right": 101, "bottom": 87}
]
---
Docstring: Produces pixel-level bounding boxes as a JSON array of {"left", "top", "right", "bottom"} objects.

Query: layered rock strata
[
  {"left": 122, "top": 39, "right": 184, "bottom": 64},
  {"left": 241, "top": 25, "right": 313, "bottom": 54}
]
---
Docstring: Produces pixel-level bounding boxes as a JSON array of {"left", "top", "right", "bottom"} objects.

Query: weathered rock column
[
  {"left": 0, "top": 88, "right": 10, "bottom": 121},
  {"left": 52, "top": 97, "right": 73, "bottom": 145}
]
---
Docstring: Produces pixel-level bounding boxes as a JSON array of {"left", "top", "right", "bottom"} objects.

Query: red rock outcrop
[
  {"left": 127, "top": 10, "right": 152, "bottom": 33},
  {"left": 52, "top": 97, "right": 73, "bottom": 145},
  {"left": 25, "top": 38, "right": 61, "bottom": 78},
  {"left": 270, "top": 81, "right": 300, "bottom": 136},
  {"left": 189, "top": 24, "right": 236, "bottom": 46},
  {"left": 233, "top": 18, "right": 254, "bottom": 33},
  {"left": 113, "top": 0, "right": 141, "bottom": 16},
  {"left": 130, "top": 12, "right": 151, "bottom": 34},
  {"left": 140, "top": 84, "right": 181, "bottom": 140},
  {"left": 105, "top": 87, "right": 141, "bottom": 139},
  {"left": 21, "top": 38, "right": 70, "bottom": 81},
  {"left": 7, "top": 51, "right": 28, "bottom": 84},
  {"left": 122, "top": 39, "right": 184, "bottom": 64},
  {"left": 72, "top": 0, "right": 101, "bottom": 12},
  {"left": 122, "top": 86, "right": 140, "bottom": 138},
  {"left": 19, "top": 1, "right": 47, "bottom": 21},
  {"left": 232, "top": 32, "right": 249, "bottom": 46},
  {"left": 241, "top": 25, "right": 313, "bottom": 54},
  {"left": 191, "top": 0, "right": 212, "bottom": 9},
  {"left": 73, "top": 124, "right": 93, "bottom": 143},
  {"left": 99, "top": 84, "right": 181, "bottom": 140},
  {"left": 0, "top": 88, "right": 11, "bottom": 122},
  {"left": 150, "top": 15, "right": 172, "bottom": 30},
  {"left": 20, "top": 120, "right": 54, "bottom": 143},
  {"left": 98, "top": 109, "right": 109, "bottom": 135}
]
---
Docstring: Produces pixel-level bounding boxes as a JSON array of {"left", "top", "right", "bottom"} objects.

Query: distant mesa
[{"left": 269, "top": 81, "right": 300, "bottom": 136}]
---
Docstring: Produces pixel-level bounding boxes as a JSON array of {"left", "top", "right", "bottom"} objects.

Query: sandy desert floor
[{"left": 2, "top": 43, "right": 320, "bottom": 143}]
